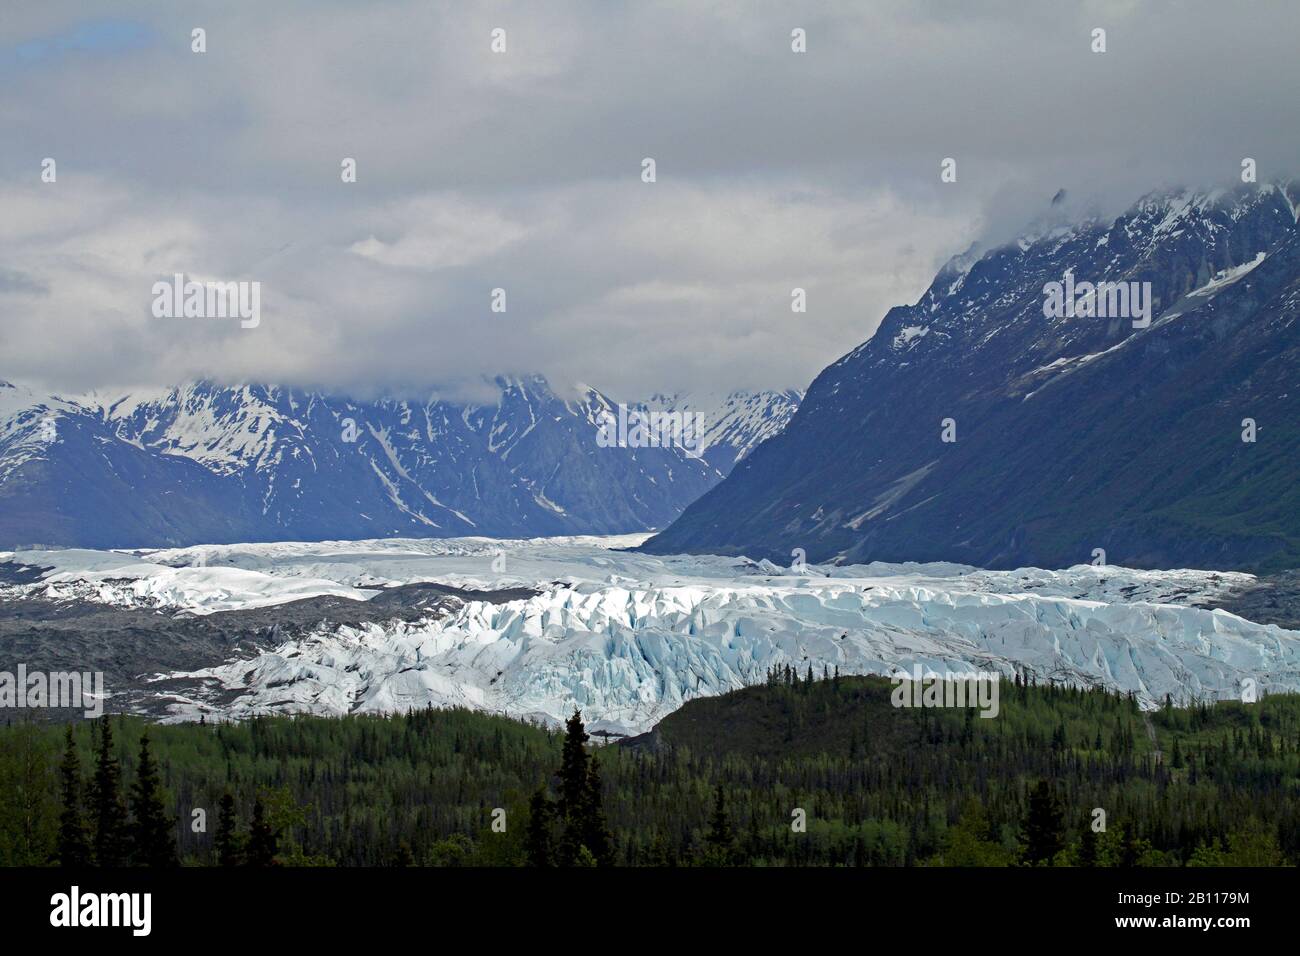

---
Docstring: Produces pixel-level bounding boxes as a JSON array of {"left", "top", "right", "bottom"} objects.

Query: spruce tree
[
  {"left": 524, "top": 786, "right": 554, "bottom": 867},
  {"left": 557, "top": 710, "right": 589, "bottom": 820},
  {"left": 245, "top": 795, "right": 279, "bottom": 866},
  {"left": 88, "top": 718, "right": 128, "bottom": 866},
  {"left": 581, "top": 756, "right": 613, "bottom": 867},
  {"left": 55, "top": 726, "right": 91, "bottom": 867},
  {"left": 1022, "top": 780, "right": 1065, "bottom": 865},
  {"left": 214, "top": 791, "right": 243, "bottom": 866},
  {"left": 556, "top": 710, "right": 590, "bottom": 865},
  {"left": 704, "top": 785, "right": 735, "bottom": 865},
  {"left": 128, "top": 733, "right": 176, "bottom": 866},
  {"left": 1078, "top": 820, "right": 1099, "bottom": 867}
]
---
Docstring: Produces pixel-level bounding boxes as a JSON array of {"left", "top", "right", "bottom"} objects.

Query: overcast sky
[{"left": 3, "top": 0, "right": 1298, "bottom": 401}]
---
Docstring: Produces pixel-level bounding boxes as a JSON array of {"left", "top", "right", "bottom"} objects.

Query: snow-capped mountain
[
  {"left": 646, "top": 183, "right": 1300, "bottom": 572},
  {"left": 0, "top": 377, "right": 800, "bottom": 549},
  {"left": 641, "top": 389, "right": 806, "bottom": 474},
  {"left": 5, "top": 536, "right": 1296, "bottom": 733}
]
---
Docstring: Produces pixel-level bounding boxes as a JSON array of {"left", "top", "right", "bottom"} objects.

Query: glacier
[{"left": 5, "top": 535, "right": 1297, "bottom": 734}]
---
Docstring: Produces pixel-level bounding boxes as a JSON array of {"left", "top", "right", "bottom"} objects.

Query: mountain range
[
  {"left": 0, "top": 377, "right": 800, "bottom": 549},
  {"left": 645, "top": 183, "right": 1300, "bottom": 572},
  {"left": 8, "top": 181, "right": 1297, "bottom": 571}
]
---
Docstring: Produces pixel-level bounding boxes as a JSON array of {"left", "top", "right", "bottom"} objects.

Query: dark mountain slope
[{"left": 645, "top": 185, "right": 1300, "bottom": 572}]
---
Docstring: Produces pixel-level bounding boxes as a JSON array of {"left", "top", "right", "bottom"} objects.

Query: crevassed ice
[{"left": 5, "top": 535, "right": 1292, "bottom": 734}]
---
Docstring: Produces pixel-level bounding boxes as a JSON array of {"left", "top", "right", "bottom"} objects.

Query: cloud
[
  {"left": 0, "top": 268, "right": 49, "bottom": 297},
  {"left": 2, "top": 0, "right": 1297, "bottom": 398}
]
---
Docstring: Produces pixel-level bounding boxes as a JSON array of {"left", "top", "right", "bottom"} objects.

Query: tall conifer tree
[
  {"left": 88, "top": 718, "right": 128, "bottom": 866},
  {"left": 128, "top": 734, "right": 175, "bottom": 866},
  {"left": 246, "top": 795, "right": 279, "bottom": 866},
  {"left": 55, "top": 726, "right": 91, "bottom": 867},
  {"left": 214, "top": 791, "right": 243, "bottom": 866},
  {"left": 1023, "top": 780, "right": 1065, "bottom": 865},
  {"left": 524, "top": 786, "right": 554, "bottom": 867}
]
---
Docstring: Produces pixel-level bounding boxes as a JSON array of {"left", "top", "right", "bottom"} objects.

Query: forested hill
[{"left": 2, "top": 675, "right": 1298, "bottom": 867}]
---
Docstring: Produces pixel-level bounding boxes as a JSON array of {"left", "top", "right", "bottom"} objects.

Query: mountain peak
[
  {"left": 646, "top": 180, "right": 1300, "bottom": 572},
  {"left": 0, "top": 377, "right": 801, "bottom": 549}
]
